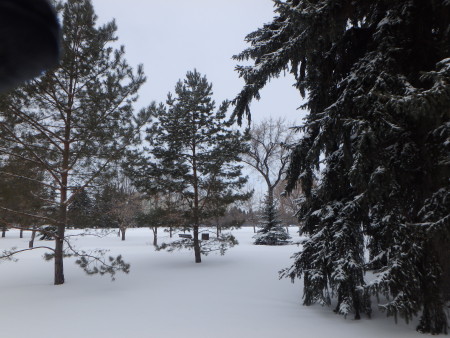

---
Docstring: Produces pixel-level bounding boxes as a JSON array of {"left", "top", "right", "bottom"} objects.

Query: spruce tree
[
  {"left": 235, "top": 0, "right": 449, "bottom": 333},
  {"left": 132, "top": 70, "right": 250, "bottom": 263},
  {"left": 0, "top": 0, "right": 141, "bottom": 284},
  {"left": 254, "top": 196, "right": 291, "bottom": 246},
  {"left": 68, "top": 187, "right": 93, "bottom": 228}
]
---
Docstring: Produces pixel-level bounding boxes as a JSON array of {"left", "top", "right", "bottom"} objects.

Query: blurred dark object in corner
[{"left": 0, "top": 0, "right": 60, "bottom": 92}]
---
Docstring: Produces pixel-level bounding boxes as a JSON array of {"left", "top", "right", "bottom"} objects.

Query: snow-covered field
[{"left": 0, "top": 228, "right": 422, "bottom": 338}]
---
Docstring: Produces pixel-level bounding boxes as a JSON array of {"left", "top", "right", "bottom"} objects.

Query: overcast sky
[{"left": 92, "top": 0, "right": 306, "bottom": 126}]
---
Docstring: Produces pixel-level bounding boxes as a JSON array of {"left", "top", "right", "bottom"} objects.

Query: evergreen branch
[
  {"left": 0, "top": 125, "right": 62, "bottom": 186},
  {"left": 0, "top": 170, "right": 57, "bottom": 191},
  {"left": 4, "top": 105, "right": 65, "bottom": 147},
  {"left": 0, "top": 207, "right": 62, "bottom": 227},
  {"left": 0, "top": 246, "right": 55, "bottom": 261}
]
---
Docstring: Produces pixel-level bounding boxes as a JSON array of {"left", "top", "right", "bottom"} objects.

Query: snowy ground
[{"left": 0, "top": 228, "right": 423, "bottom": 338}]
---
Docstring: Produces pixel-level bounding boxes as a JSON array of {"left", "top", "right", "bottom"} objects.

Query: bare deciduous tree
[{"left": 242, "top": 118, "right": 295, "bottom": 206}]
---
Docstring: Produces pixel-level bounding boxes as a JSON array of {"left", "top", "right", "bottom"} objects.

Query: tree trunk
[
  {"left": 117, "top": 228, "right": 121, "bottom": 237},
  {"left": 169, "top": 227, "right": 173, "bottom": 238},
  {"left": 216, "top": 225, "right": 220, "bottom": 237},
  {"left": 2, "top": 226, "right": 5, "bottom": 237},
  {"left": 55, "top": 127, "right": 70, "bottom": 285},
  {"left": 193, "top": 225, "right": 201, "bottom": 263},
  {"left": 152, "top": 227, "right": 158, "bottom": 246},
  {"left": 192, "top": 143, "right": 201, "bottom": 263},
  {"left": 20, "top": 229, "right": 23, "bottom": 238},
  {"left": 54, "top": 228, "right": 65, "bottom": 285},
  {"left": 121, "top": 227, "right": 126, "bottom": 241},
  {"left": 29, "top": 226, "right": 36, "bottom": 248}
]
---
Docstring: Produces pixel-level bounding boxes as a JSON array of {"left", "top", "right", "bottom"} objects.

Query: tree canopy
[{"left": 235, "top": 0, "right": 450, "bottom": 334}]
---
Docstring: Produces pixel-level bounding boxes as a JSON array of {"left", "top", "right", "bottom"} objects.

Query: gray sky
[{"left": 93, "top": 0, "right": 306, "bottom": 125}]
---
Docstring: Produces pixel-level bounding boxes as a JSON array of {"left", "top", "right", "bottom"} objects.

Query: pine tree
[
  {"left": 68, "top": 187, "right": 93, "bottom": 228},
  {"left": 132, "top": 70, "right": 250, "bottom": 263},
  {"left": 254, "top": 196, "right": 291, "bottom": 246},
  {"left": 235, "top": 0, "right": 449, "bottom": 333},
  {"left": 0, "top": 0, "right": 141, "bottom": 284}
]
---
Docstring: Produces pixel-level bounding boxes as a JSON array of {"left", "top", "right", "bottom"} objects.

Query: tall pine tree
[
  {"left": 132, "top": 70, "right": 250, "bottom": 263},
  {"left": 0, "top": 0, "right": 141, "bottom": 284},
  {"left": 235, "top": 0, "right": 449, "bottom": 333}
]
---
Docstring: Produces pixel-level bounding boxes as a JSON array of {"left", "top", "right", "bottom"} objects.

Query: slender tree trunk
[
  {"left": 2, "top": 225, "right": 5, "bottom": 237},
  {"left": 55, "top": 113, "right": 71, "bottom": 285},
  {"left": 121, "top": 227, "right": 126, "bottom": 241},
  {"left": 216, "top": 225, "right": 220, "bottom": 237},
  {"left": 54, "top": 228, "right": 65, "bottom": 285},
  {"left": 29, "top": 226, "right": 36, "bottom": 248},
  {"left": 193, "top": 225, "right": 201, "bottom": 263},
  {"left": 20, "top": 229, "right": 23, "bottom": 238},
  {"left": 153, "top": 227, "right": 158, "bottom": 246},
  {"left": 55, "top": 175, "right": 67, "bottom": 285},
  {"left": 169, "top": 226, "right": 173, "bottom": 238},
  {"left": 192, "top": 142, "right": 201, "bottom": 263},
  {"left": 117, "top": 228, "right": 121, "bottom": 237}
]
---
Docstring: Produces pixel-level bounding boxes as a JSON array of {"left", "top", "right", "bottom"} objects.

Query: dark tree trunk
[
  {"left": 169, "top": 227, "right": 173, "bottom": 238},
  {"left": 20, "top": 229, "right": 23, "bottom": 238},
  {"left": 55, "top": 128, "right": 70, "bottom": 285},
  {"left": 153, "top": 227, "right": 158, "bottom": 246},
  {"left": 54, "top": 229, "right": 65, "bottom": 285},
  {"left": 193, "top": 225, "right": 201, "bottom": 263},
  {"left": 55, "top": 186, "right": 67, "bottom": 285},
  {"left": 2, "top": 227, "right": 5, "bottom": 237},
  {"left": 121, "top": 227, "right": 126, "bottom": 241},
  {"left": 216, "top": 225, "right": 220, "bottom": 237},
  {"left": 29, "top": 226, "right": 36, "bottom": 248}
]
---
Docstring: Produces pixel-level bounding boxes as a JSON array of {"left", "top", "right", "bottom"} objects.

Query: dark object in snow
[
  {"left": 0, "top": 0, "right": 60, "bottom": 92},
  {"left": 179, "top": 234, "right": 192, "bottom": 239},
  {"left": 201, "top": 233, "right": 210, "bottom": 241},
  {"left": 39, "top": 225, "right": 57, "bottom": 240}
]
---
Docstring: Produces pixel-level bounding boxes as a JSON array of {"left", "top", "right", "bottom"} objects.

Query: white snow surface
[{"left": 0, "top": 228, "right": 422, "bottom": 338}]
